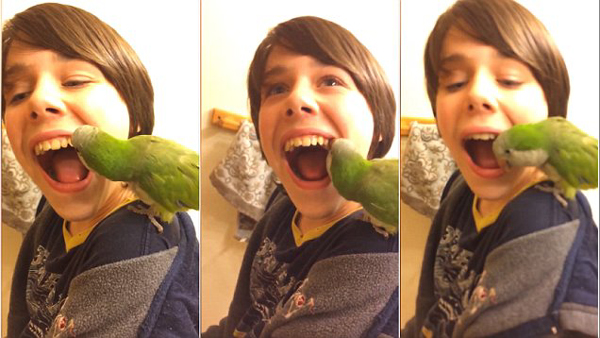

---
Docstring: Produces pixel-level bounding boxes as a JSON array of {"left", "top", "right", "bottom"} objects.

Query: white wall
[
  {"left": 1, "top": 0, "right": 201, "bottom": 236},
  {"left": 401, "top": 0, "right": 599, "bottom": 224}
]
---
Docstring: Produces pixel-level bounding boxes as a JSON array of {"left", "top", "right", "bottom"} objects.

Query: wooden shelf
[
  {"left": 211, "top": 108, "right": 249, "bottom": 131},
  {"left": 400, "top": 116, "right": 436, "bottom": 136}
]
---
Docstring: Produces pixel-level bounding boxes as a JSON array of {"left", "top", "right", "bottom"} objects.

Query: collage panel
[
  {"left": 400, "top": 0, "right": 598, "bottom": 337},
  {"left": 201, "top": 0, "right": 399, "bottom": 335},
  {"left": 1, "top": 0, "right": 200, "bottom": 336}
]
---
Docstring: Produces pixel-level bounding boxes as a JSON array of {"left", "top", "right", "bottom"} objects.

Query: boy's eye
[
  {"left": 63, "top": 79, "right": 91, "bottom": 87},
  {"left": 439, "top": 68, "right": 467, "bottom": 92},
  {"left": 8, "top": 92, "right": 29, "bottom": 105},
  {"left": 445, "top": 81, "right": 466, "bottom": 92},
  {"left": 264, "top": 83, "right": 288, "bottom": 97},
  {"left": 497, "top": 79, "right": 522, "bottom": 88},
  {"left": 319, "top": 76, "right": 344, "bottom": 87}
]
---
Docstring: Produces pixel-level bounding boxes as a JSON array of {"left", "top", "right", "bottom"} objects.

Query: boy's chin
[
  {"left": 291, "top": 194, "right": 349, "bottom": 223},
  {"left": 48, "top": 198, "right": 96, "bottom": 223}
]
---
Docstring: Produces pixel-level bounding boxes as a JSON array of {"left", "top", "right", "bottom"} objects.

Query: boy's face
[
  {"left": 258, "top": 46, "right": 374, "bottom": 223},
  {"left": 3, "top": 41, "right": 130, "bottom": 223},
  {"left": 435, "top": 27, "right": 548, "bottom": 202}
]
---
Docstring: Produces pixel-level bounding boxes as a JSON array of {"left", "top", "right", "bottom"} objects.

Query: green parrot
[
  {"left": 492, "top": 116, "right": 598, "bottom": 206},
  {"left": 326, "top": 138, "right": 398, "bottom": 238},
  {"left": 71, "top": 125, "right": 199, "bottom": 233}
]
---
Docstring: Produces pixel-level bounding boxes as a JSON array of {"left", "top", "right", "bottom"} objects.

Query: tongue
[
  {"left": 468, "top": 140, "right": 500, "bottom": 169},
  {"left": 295, "top": 149, "right": 328, "bottom": 181},
  {"left": 52, "top": 149, "right": 88, "bottom": 183}
]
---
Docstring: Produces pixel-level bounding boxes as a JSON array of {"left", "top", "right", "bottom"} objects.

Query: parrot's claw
[
  {"left": 554, "top": 193, "right": 568, "bottom": 209},
  {"left": 362, "top": 213, "right": 391, "bottom": 239},
  {"left": 534, "top": 184, "right": 568, "bottom": 208},
  {"left": 148, "top": 216, "right": 164, "bottom": 234},
  {"left": 372, "top": 225, "right": 390, "bottom": 239},
  {"left": 127, "top": 204, "right": 164, "bottom": 233}
]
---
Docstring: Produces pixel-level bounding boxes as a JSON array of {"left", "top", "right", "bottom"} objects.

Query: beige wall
[
  {"left": 399, "top": 137, "right": 434, "bottom": 327},
  {"left": 2, "top": 225, "right": 23, "bottom": 338},
  {"left": 200, "top": 128, "right": 248, "bottom": 330}
]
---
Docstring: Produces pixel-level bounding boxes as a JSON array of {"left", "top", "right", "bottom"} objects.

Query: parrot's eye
[{"left": 505, "top": 149, "right": 511, "bottom": 154}]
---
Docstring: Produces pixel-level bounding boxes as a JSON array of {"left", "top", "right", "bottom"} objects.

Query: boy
[
  {"left": 203, "top": 16, "right": 399, "bottom": 337},
  {"left": 2, "top": 4, "right": 198, "bottom": 336},
  {"left": 402, "top": 0, "right": 598, "bottom": 336}
]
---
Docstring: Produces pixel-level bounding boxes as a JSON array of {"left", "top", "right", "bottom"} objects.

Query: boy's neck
[
  {"left": 297, "top": 201, "right": 363, "bottom": 234},
  {"left": 477, "top": 169, "right": 547, "bottom": 217},
  {"left": 68, "top": 184, "right": 136, "bottom": 235}
]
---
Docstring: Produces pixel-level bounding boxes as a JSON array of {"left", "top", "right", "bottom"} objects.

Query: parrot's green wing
[
  {"left": 129, "top": 135, "right": 199, "bottom": 222},
  {"left": 354, "top": 158, "right": 399, "bottom": 235},
  {"left": 72, "top": 126, "right": 199, "bottom": 232},
  {"left": 543, "top": 117, "right": 598, "bottom": 199},
  {"left": 327, "top": 138, "right": 398, "bottom": 236}
]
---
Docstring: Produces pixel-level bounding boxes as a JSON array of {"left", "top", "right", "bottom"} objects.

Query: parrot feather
[
  {"left": 326, "top": 138, "right": 398, "bottom": 237},
  {"left": 493, "top": 117, "right": 598, "bottom": 205},
  {"left": 72, "top": 125, "right": 199, "bottom": 232}
]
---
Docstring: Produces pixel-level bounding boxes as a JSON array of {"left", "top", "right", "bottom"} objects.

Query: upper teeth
[
  {"left": 34, "top": 136, "right": 73, "bottom": 156},
  {"left": 466, "top": 133, "right": 497, "bottom": 141},
  {"left": 284, "top": 135, "right": 330, "bottom": 152}
]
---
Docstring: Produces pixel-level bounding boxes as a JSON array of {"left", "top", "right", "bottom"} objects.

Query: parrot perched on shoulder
[
  {"left": 71, "top": 125, "right": 199, "bottom": 233},
  {"left": 492, "top": 116, "right": 598, "bottom": 206},
  {"left": 326, "top": 138, "right": 398, "bottom": 238}
]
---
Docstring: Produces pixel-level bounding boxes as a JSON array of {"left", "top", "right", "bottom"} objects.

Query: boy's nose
[
  {"left": 28, "top": 79, "right": 65, "bottom": 121},
  {"left": 285, "top": 82, "right": 318, "bottom": 117},
  {"left": 467, "top": 71, "right": 497, "bottom": 113}
]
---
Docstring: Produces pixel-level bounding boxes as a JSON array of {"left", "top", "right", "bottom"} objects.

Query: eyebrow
[
  {"left": 4, "top": 51, "right": 75, "bottom": 81},
  {"left": 439, "top": 49, "right": 512, "bottom": 69},
  {"left": 262, "top": 65, "right": 288, "bottom": 85},
  {"left": 438, "top": 53, "right": 467, "bottom": 69},
  {"left": 262, "top": 58, "right": 331, "bottom": 85},
  {"left": 3, "top": 63, "right": 28, "bottom": 81}
]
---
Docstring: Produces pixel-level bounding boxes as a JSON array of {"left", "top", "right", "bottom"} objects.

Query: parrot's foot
[
  {"left": 361, "top": 213, "right": 391, "bottom": 239},
  {"left": 148, "top": 216, "right": 164, "bottom": 234},
  {"left": 127, "top": 204, "right": 164, "bottom": 233},
  {"left": 372, "top": 225, "right": 390, "bottom": 239},
  {"left": 534, "top": 184, "right": 568, "bottom": 208}
]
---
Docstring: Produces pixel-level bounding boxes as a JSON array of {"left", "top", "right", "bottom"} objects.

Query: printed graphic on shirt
[
  {"left": 429, "top": 226, "right": 478, "bottom": 333},
  {"left": 281, "top": 278, "right": 315, "bottom": 319},
  {"left": 25, "top": 245, "right": 65, "bottom": 337},
  {"left": 47, "top": 313, "right": 76, "bottom": 337},
  {"left": 237, "top": 237, "right": 299, "bottom": 335}
]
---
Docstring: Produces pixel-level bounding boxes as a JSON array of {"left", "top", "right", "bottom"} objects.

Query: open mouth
[
  {"left": 35, "top": 136, "right": 90, "bottom": 184},
  {"left": 284, "top": 135, "right": 332, "bottom": 182},
  {"left": 463, "top": 133, "right": 500, "bottom": 169}
]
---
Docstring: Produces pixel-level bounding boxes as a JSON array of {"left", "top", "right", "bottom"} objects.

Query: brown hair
[
  {"left": 2, "top": 3, "right": 154, "bottom": 137},
  {"left": 247, "top": 16, "right": 396, "bottom": 159},
  {"left": 424, "top": 0, "right": 569, "bottom": 118}
]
